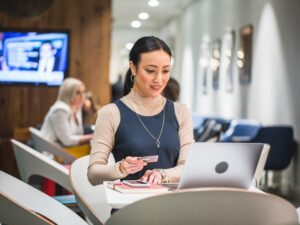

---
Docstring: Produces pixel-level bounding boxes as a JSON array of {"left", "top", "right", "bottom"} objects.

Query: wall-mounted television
[{"left": 0, "top": 29, "right": 69, "bottom": 86}]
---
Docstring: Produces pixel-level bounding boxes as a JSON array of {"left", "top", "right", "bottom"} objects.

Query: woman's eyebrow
[{"left": 144, "top": 65, "right": 170, "bottom": 68}]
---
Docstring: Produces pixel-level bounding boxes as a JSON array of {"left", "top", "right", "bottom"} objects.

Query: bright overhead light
[
  {"left": 125, "top": 42, "right": 134, "bottom": 50},
  {"left": 148, "top": 0, "right": 159, "bottom": 7},
  {"left": 138, "top": 12, "right": 149, "bottom": 20},
  {"left": 131, "top": 20, "right": 141, "bottom": 28}
]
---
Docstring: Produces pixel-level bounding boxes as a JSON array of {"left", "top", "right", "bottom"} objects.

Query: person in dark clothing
[
  {"left": 111, "top": 74, "right": 124, "bottom": 102},
  {"left": 163, "top": 77, "right": 180, "bottom": 102}
]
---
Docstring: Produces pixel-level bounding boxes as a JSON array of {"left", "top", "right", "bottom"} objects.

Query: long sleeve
[
  {"left": 41, "top": 101, "right": 84, "bottom": 147},
  {"left": 87, "top": 104, "right": 127, "bottom": 185},
  {"left": 48, "top": 109, "right": 81, "bottom": 146}
]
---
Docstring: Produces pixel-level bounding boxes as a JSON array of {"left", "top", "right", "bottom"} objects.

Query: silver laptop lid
[{"left": 178, "top": 143, "right": 265, "bottom": 189}]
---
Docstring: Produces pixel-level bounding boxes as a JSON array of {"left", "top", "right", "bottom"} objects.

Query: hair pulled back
[{"left": 123, "top": 36, "right": 172, "bottom": 96}]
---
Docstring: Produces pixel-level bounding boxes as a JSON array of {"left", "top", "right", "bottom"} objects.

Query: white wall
[{"left": 175, "top": 0, "right": 300, "bottom": 191}]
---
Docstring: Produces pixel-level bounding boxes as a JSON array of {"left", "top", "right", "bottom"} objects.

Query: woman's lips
[{"left": 150, "top": 85, "right": 161, "bottom": 91}]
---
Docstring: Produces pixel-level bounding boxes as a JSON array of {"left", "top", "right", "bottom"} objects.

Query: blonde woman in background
[{"left": 41, "top": 77, "right": 93, "bottom": 147}]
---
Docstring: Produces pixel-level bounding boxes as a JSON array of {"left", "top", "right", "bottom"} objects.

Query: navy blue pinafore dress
[{"left": 112, "top": 99, "right": 180, "bottom": 180}]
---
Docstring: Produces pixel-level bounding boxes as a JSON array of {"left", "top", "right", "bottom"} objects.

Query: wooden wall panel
[
  {"left": 0, "top": 138, "right": 20, "bottom": 177},
  {"left": 0, "top": 86, "right": 58, "bottom": 137},
  {"left": 0, "top": 0, "right": 111, "bottom": 175}
]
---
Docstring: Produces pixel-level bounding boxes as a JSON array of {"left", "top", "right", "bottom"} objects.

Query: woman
[
  {"left": 41, "top": 77, "right": 93, "bottom": 147},
  {"left": 82, "top": 91, "right": 101, "bottom": 132},
  {"left": 88, "top": 36, "right": 194, "bottom": 185}
]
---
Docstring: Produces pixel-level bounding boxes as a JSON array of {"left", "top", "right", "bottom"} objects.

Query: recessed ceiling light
[
  {"left": 148, "top": 0, "right": 159, "bottom": 7},
  {"left": 138, "top": 12, "right": 149, "bottom": 20},
  {"left": 125, "top": 42, "right": 134, "bottom": 50},
  {"left": 131, "top": 20, "right": 141, "bottom": 28}
]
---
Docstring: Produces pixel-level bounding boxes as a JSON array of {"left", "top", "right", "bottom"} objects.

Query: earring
[{"left": 130, "top": 74, "right": 135, "bottom": 82}]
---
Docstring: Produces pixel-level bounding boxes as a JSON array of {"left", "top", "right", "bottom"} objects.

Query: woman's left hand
[{"left": 141, "top": 170, "right": 162, "bottom": 184}]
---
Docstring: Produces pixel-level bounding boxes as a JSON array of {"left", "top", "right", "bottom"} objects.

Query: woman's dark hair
[
  {"left": 163, "top": 77, "right": 180, "bottom": 102},
  {"left": 123, "top": 36, "right": 172, "bottom": 96}
]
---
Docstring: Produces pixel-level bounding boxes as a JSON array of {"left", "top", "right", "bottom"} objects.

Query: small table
[{"left": 103, "top": 182, "right": 263, "bottom": 209}]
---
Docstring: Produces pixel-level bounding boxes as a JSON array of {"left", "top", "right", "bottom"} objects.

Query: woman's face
[
  {"left": 71, "top": 83, "right": 86, "bottom": 108},
  {"left": 131, "top": 50, "right": 171, "bottom": 98}
]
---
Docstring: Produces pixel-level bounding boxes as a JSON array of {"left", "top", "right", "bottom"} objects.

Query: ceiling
[
  {"left": 111, "top": 0, "right": 197, "bottom": 51},
  {"left": 110, "top": 0, "right": 196, "bottom": 81},
  {"left": 112, "top": 0, "right": 195, "bottom": 29}
]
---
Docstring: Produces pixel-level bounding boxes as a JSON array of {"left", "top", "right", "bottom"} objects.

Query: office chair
[
  {"left": 0, "top": 193, "right": 52, "bottom": 225},
  {"left": 194, "top": 116, "right": 231, "bottom": 141},
  {"left": 252, "top": 126, "right": 297, "bottom": 171},
  {"left": 11, "top": 139, "right": 73, "bottom": 192},
  {"left": 220, "top": 119, "right": 261, "bottom": 142},
  {"left": 196, "top": 119, "right": 223, "bottom": 142},
  {"left": 252, "top": 126, "right": 298, "bottom": 189},
  {"left": 29, "top": 126, "right": 76, "bottom": 163},
  {"left": 0, "top": 170, "right": 87, "bottom": 225},
  {"left": 106, "top": 188, "right": 298, "bottom": 225},
  {"left": 70, "top": 155, "right": 115, "bottom": 225},
  {"left": 11, "top": 139, "right": 77, "bottom": 208}
]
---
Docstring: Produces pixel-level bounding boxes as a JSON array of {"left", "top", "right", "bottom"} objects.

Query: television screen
[{"left": 0, "top": 30, "right": 69, "bottom": 86}]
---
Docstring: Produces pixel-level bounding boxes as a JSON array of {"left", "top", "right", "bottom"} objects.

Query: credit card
[{"left": 137, "top": 155, "right": 159, "bottom": 163}]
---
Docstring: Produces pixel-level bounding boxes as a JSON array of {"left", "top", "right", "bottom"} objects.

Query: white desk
[{"left": 104, "top": 182, "right": 263, "bottom": 209}]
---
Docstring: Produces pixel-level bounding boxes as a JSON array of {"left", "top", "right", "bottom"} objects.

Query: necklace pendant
[{"left": 156, "top": 140, "right": 160, "bottom": 148}]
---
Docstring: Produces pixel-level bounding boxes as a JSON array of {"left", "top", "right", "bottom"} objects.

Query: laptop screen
[{"left": 177, "top": 143, "right": 269, "bottom": 189}]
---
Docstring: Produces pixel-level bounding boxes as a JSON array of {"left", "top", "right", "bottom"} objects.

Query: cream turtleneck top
[{"left": 88, "top": 90, "right": 194, "bottom": 185}]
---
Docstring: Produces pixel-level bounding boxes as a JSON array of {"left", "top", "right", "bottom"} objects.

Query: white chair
[
  {"left": 1, "top": 193, "right": 52, "bottom": 225},
  {"left": 106, "top": 188, "right": 298, "bottom": 225},
  {"left": 70, "top": 155, "right": 115, "bottom": 225},
  {"left": 29, "top": 127, "right": 76, "bottom": 163},
  {"left": 0, "top": 170, "right": 87, "bottom": 225},
  {"left": 11, "top": 139, "right": 73, "bottom": 193}
]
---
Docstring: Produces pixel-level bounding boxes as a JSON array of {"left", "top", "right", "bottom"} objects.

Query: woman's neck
[
  {"left": 125, "top": 89, "right": 165, "bottom": 116},
  {"left": 130, "top": 89, "right": 162, "bottom": 104}
]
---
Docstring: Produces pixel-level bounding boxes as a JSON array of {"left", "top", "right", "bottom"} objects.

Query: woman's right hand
[{"left": 119, "top": 156, "right": 147, "bottom": 175}]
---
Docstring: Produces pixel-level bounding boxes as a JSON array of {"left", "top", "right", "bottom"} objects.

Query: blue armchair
[
  {"left": 220, "top": 119, "right": 261, "bottom": 142},
  {"left": 252, "top": 126, "right": 297, "bottom": 171}
]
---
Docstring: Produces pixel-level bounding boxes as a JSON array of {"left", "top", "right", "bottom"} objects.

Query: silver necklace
[{"left": 131, "top": 102, "right": 165, "bottom": 148}]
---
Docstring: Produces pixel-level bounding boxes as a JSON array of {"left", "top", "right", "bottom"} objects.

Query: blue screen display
[{"left": 0, "top": 31, "right": 69, "bottom": 86}]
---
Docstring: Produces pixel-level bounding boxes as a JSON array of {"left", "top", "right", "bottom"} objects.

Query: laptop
[{"left": 175, "top": 142, "right": 269, "bottom": 190}]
